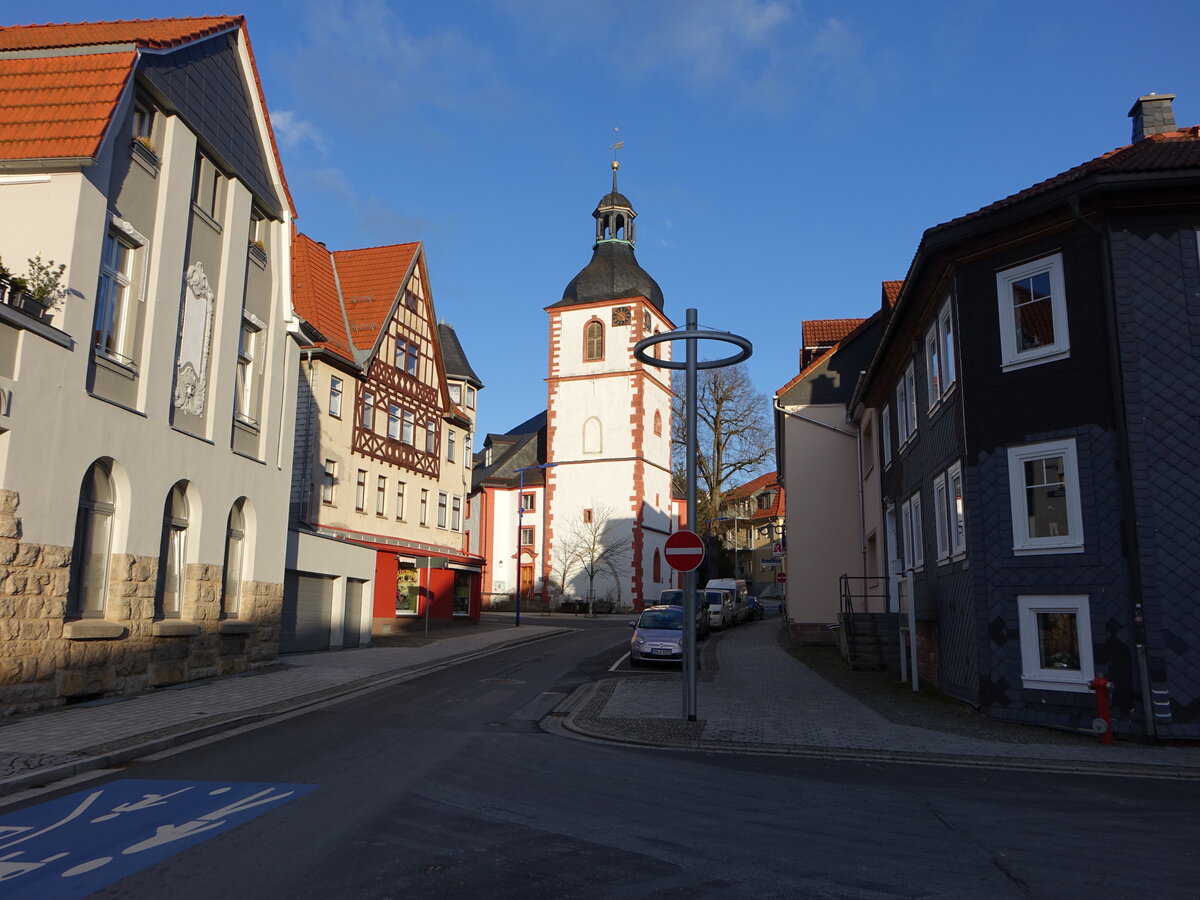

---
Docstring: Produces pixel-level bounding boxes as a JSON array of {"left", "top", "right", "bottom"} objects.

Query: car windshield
[
  {"left": 658, "top": 591, "right": 683, "bottom": 605},
  {"left": 638, "top": 609, "right": 683, "bottom": 630},
  {"left": 704, "top": 592, "right": 725, "bottom": 606}
]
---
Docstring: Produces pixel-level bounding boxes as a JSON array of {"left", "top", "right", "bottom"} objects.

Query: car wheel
[{"left": 629, "top": 655, "right": 641, "bottom": 668}]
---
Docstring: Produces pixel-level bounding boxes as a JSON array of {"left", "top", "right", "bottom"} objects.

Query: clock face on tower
[{"left": 612, "top": 306, "right": 631, "bottom": 326}]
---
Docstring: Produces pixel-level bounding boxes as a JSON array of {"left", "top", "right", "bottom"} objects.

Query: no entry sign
[
  {"left": 776, "top": 571, "right": 788, "bottom": 585},
  {"left": 664, "top": 530, "right": 705, "bottom": 572}
]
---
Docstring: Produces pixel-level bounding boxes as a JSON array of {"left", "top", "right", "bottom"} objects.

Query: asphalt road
[{"left": 8, "top": 621, "right": 1200, "bottom": 899}]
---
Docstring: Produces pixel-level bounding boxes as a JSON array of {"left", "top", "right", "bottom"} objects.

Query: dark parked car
[
  {"left": 656, "top": 589, "right": 710, "bottom": 639},
  {"left": 745, "top": 596, "right": 765, "bottom": 621}
]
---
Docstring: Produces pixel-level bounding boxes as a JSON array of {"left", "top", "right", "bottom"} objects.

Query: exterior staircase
[{"left": 842, "top": 612, "right": 901, "bottom": 671}]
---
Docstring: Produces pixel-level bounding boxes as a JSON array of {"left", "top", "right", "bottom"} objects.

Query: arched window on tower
[
  {"left": 653, "top": 549, "right": 662, "bottom": 583},
  {"left": 583, "top": 416, "right": 602, "bottom": 454},
  {"left": 653, "top": 410, "right": 662, "bottom": 436},
  {"left": 584, "top": 320, "right": 604, "bottom": 361}
]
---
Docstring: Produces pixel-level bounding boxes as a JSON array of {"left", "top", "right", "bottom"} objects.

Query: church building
[{"left": 469, "top": 164, "right": 681, "bottom": 610}]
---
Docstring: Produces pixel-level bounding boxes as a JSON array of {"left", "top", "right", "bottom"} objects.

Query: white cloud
[{"left": 270, "top": 109, "right": 329, "bottom": 155}]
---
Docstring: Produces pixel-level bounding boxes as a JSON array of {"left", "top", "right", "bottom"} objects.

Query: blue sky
[{"left": 10, "top": 1, "right": 1200, "bottom": 444}]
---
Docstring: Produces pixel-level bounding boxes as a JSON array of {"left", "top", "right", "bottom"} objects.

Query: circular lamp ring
[{"left": 634, "top": 330, "right": 752, "bottom": 371}]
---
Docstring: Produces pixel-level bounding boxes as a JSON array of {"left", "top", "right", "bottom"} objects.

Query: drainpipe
[
  {"left": 772, "top": 399, "right": 865, "bottom": 606},
  {"left": 299, "top": 348, "right": 318, "bottom": 527},
  {"left": 1069, "top": 196, "right": 1157, "bottom": 740}
]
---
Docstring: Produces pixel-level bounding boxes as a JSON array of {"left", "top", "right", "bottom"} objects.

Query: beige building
[
  {"left": 0, "top": 17, "right": 301, "bottom": 713},
  {"left": 287, "top": 233, "right": 484, "bottom": 644}
]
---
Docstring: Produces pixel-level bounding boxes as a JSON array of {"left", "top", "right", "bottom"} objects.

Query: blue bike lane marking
[{"left": 0, "top": 779, "right": 317, "bottom": 898}]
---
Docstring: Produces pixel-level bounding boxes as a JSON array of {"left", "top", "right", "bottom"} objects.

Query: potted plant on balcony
[
  {"left": 0, "top": 257, "right": 10, "bottom": 303},
  {"left": 9, "top": 254, "right": 67, "bottom": 320}
]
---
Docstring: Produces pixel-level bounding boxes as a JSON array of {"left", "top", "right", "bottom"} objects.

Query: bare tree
[
  {"left": 556, "top": 504, "right": 632, "bottom": 614},
  {"left": 672, "top": 363, "right": 773, "bottom": 536}
]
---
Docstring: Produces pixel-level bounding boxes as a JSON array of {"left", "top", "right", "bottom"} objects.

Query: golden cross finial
[{"left": 610, "top": 127, "right": 624, "bottom": 191}]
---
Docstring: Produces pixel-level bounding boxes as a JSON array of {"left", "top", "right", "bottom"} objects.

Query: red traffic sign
[
  {"left": 776, "top": 571, "right": 787, "bottom": 584},
  {"left": 664, "top": 530, "right": 705, "bottom": 572}
]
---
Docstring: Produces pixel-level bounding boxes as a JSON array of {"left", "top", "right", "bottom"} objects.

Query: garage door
[
  {"left": 280, "top": 571, "right": 333, "bottom": 653},
  {"left": 342, "top": 579, "right": 365, "bottom": 649}
]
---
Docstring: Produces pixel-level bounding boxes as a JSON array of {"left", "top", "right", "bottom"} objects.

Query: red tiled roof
[
  {"left": 882, "top": 280, "right": 903, "bottom": 308},
  {"left": 0, "top": 51, "right": 134, "bottom": 160},
  {"left": 333, "top": 242, "right": 419, "bottom": 352},
  {"left": 802, "top": 318, "right": 865, "bottom": 348},
  {"left": 775, "top": 345, "right": 835, "bottom": 396},
  {"left": 292, "top": 233, "right": 354, "bottom": 361},
  {"left": 0, "top": 16, "right": 241, "bottom": 51},
  {"left": 934, "top": 127, "right": 1200, "bottom": 235},
  {"left": 724, "top": 472, "right": 785, "bottom": 520},
  {"left": 0, "top": 16, "right": 294, "bottom": 216},
  {"left": 292, "top": 233, "right": 422, "bottom": 363}
]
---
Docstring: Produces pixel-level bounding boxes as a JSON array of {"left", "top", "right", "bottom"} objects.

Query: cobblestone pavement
[{"left": 561, "top": 616, "right": 1200, "bottom": 777}]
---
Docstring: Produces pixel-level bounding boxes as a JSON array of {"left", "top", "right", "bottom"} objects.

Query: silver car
[{"left": 629, "top": 605, "right": 684, "bottom": 666}]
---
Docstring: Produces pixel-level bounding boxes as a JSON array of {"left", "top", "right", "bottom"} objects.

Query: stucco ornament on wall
[{"left": 175, "top": 262, "right": 215, "bottom": 415}]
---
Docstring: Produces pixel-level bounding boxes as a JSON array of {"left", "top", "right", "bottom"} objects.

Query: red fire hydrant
[{"left": 1088, "top": 676, "right": 1114, "bottom": 745}]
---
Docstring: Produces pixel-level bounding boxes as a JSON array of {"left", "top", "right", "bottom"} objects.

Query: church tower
[{"left": 543, "top": 162, "right": 676, "bottom": 608}]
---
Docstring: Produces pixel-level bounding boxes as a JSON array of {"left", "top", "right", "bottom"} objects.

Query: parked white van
[{"left": 706, "top": 579, "right": 748, "bottom": 625}]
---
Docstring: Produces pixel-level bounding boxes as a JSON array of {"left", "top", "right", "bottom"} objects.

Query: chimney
[{"left": 1128, "top": 93, "right": 1177, "bottom": 142}]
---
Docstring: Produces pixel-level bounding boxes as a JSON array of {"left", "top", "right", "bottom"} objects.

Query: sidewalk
[
  {"left": 0, "top": 622, "right": 570, "bottom": 798},
  {"left": 557, "top": 616, "right": 1200, "bottom": 777},
  {"left": 5, "top": 614, "right": 1199, "bottom": 802}
]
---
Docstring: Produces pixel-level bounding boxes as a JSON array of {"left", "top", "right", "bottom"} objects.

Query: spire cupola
[
  {"left": 594, "top": 160, "right": 636, "bottom": 246},
  {"left": 557, "top": 160, "right": 664, "bottom": 312}
]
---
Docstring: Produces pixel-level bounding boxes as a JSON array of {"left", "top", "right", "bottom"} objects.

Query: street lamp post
[{"left": 514, "top": 462, "right": 557, "bottom": 626}]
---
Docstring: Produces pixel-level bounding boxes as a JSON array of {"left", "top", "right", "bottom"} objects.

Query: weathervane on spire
[{"left": 610, "top": 126, "right": 624, "bottom": 192}]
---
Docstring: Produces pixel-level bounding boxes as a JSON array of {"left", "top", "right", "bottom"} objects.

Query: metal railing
[{"left": 837, "top": 574, "right": 890, "bottom": 663}]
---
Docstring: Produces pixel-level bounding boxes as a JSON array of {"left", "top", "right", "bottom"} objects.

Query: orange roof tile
[
  {"left": 292, "top": 234, "right": 424, "bottom": 363},
  {"left": 0, "top": 17, "right": 240, "bottom": 51},
  {"left": 0, "top": 52, "right": 134, "bottom": 160},
  {"left": 333, "top": 242, "right": 419, "bottom": 351},
  {"left": 882, "top": 280, "right": 903, "bottom": 308},
  {"left": 802, "top": 318, "right": 865, "bottom": 348},
  {"left": 0, "top": 16, "right": 294, "bottom": 216},
  {"left": 291, "top": 233, "right": 354, "bottom": 361}
]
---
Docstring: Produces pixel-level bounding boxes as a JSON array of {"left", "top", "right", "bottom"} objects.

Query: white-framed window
[
  {"left": 520, "top": 526, "right": 534, "bottom": 546},
  {"left": 394, "top": 339, "right": 405, "bottom": 369},
  {"left": 949, "top": 462, "right": 965, "bottom": 556},
  {"left": 221, "top": 499, "right": 247, "bottom": 618},
  {"left": 881, "top": 405, "right": 892, "bottom": 467},
  {"left": 451, "top": 496, "right": 462, "bottom": 531},
  {"left": 402, "top": 410, "right": 415, "bottom": 445},
  {"left": 329, "top": 376, "right": 343, "bottom": 418},
  {"left": 1007, "top": 438, "right": 1084, "bottom": 554},
  {"left": 925, "top": 326, "right": 941, "bottom": 409},
  {"left": 904, "top": 362, "right": 917, "bottom": 441},
  {"left": 322, "top": 459, "right": 336, "bottom": 504},
  {"left": 900, "top": 497, "right": 913, "bottom": 571},
  {"left": 466, "top": 386, "right": 476, "bottom": 410},
  {"left": 933, "top": 461, "right": 966, "bottom": 562},
  {"left": 997, "top": 253, "right": 1070, "bottom": 371},
  {"left": 355, "top": 470, "right": 367, "bottom": 512},
  {"left": 192, "top": 154, "right": 224, "bottom": 223},
  {"left": 425, "top": 420, "right": 437, "bottom": 454},
  {"left": 910, "top": 491, "right": 923, "bottom": 569},
  {"left": 407, "top": 343, "right": 419, "bottom": 376},
  {"left": 1017, "top": 595, "right": 1094, "bottom": 692},
  {"left": 234, "top": 317, "right": 262, "bottom": 428},
  {"left": 449, "top": 384, "right": 462, "bottom": 405},
  {"left": 158, "top": 483, "right": 188, "bottom": 618},
  {"left": 447, "top": 430, "right": 457, "bottom": 463},
  {"left": 934, "top": 474, "right": 949, "bottom": 561},
  {"left": 437, "top": 492, "right": 448, "bottom": 528},
  {"left": 419, "top": 489, "right": 429, "bottom": 525},
  {"left": 376, "top": 475, "right": 387, "bottom": 516},
  {"left": 395, "top": 481, "right": 406, "bottom": 520},
  {"left": 464, "top": 432, "right": 472, "bottom": 468},
  {"left": 94, "top": 227, "right": 139, "bottom": 366},
  {"left": 70, "top": 460, "right": 116, "bottom": 617},
  {"left": 362, "top": 392, "right": 375, "bottom": 431},
  {"left": 939, "top": 300, "right": 956, "bottom": 389},
  {"left": 521, "top": 492, "right": 536, "bottom": 512},
  {"left": 387, "top": 404, "right": 401, "bottom": 440}
]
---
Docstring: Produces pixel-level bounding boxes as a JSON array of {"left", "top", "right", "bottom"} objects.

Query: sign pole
[{"left": 633, "top": 308, "right": 751, "bottom": 723}]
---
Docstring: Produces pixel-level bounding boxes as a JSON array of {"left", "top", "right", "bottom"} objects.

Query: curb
[
  {"left": 0, "top": 628, "right": 570, "bottom": 801},
  {"left": 553, "top": 682, "right": 1200, "bottom": 780}
]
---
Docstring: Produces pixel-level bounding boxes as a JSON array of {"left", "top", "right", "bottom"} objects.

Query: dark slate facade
[{"left": 859, "top": 98, "right": 1200, "bottom": 740}]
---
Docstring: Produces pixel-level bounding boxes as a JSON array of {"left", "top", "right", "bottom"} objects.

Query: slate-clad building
[{"left": 855, "top": 95, "right": 1200, "bottom": 739}]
